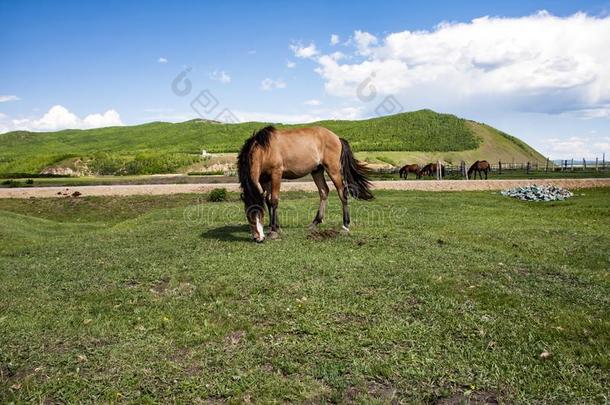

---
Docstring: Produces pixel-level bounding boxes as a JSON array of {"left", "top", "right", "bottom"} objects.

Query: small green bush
[
  {"left": 25, "top": 179, "right": 34, "bottom": 185},
  {"left": 1, "top": 179, "right": 20, "bottom": 187},
  {"left": 207, "top": 188, "right": 228, "bottom": 202}
]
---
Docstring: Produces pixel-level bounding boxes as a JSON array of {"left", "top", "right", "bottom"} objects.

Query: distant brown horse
[
  {"left": 420, "top": 162, "right": 445, "bottom": 178},
  {"left": 399, "top": 164, "right": 421, "bottom": 179},
  {"left": 238, "top": 126, "right": 373, "bottom": 242},
  {"left": 468, "top": 160, "right": 491, "bottom": 180}
]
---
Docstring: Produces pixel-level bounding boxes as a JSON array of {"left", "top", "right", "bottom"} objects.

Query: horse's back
[{"left": 269, "top": 126, "right": 341, "bottom": 178}]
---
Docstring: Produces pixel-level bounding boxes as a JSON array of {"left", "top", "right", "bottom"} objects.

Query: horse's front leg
[{"left": 267, "top": 171, "right": 282, "bottom": 240}]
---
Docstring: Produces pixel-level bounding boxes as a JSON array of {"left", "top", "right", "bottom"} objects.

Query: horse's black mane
[{"left": 237, "top": 126, "right": 275, "bottom": 211}]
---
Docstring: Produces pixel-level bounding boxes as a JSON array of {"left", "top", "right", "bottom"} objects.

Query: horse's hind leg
[
  {"left": 326, "top": 164, "right": 350, "bottom": 232},
  {"left": 309, "top": 168, "right": 329, "bottom": 229}
]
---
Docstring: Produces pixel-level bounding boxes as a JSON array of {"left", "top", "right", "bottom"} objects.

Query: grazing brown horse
[
  {"left": 468, "top": 160, "right": 491, "bottom": 180},
  {"left": 420, "top": 163, "right": 445, "bottom": 177},
  {"left": 238, "top": 126, "right": 373, "bottom": 242},
  {"left": 398, "top": 164, "right": 421, "bottom": 179}
]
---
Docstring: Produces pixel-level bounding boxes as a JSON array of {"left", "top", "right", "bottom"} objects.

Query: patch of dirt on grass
[
  {"left": 334, "top": 312, "right": 369, "bottom": 326},
  {"left": 343, "top": 381, "right": 397, "bottom": 402},
  {"left": 170, "top": 347, "right": 203, "bottom": 377},
  {"left": 367, "top": 381, "right": 397, "bottom": 401},
  {"left": 308, "top": 229, "right": 340, "bottom": 241},
  {"left": 170, "top": 282, "right": 196, "bottom": 297},
  {"left": 149, "top": 277, "right": 196, "bottom": 298},
  {"left": 149, "top": 276, "right": 170, "bottom": 294},
  {"left": 224, "top": 330, "right": 245, "bottom": 347},
  {"left": 436, "top": 390, "right": 499, "bottom": 404}
]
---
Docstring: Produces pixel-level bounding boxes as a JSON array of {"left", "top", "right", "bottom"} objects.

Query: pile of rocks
[{"left": 501, "top": 185, "right": 573, "bottom": 201}]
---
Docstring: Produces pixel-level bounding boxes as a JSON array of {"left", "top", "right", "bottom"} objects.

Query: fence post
[
  {"left": 583, "top": 158, "right": 586, "bottom": 171},
  {"left": 526, "top": 161, "right": 531, "bottom": 175},
  {"left": 545, "top": 157, "right": 549, "bottom": 172},
  {"left": 596, "top": 157, "right": 598, "bottom": 171},
  {"left": 498, "top": 160, "right": 502, "bottom": 175},
  {"left": 436, "top": 160, "right": 441, "bottom": 180},
  {"left": 571, "top": 158, "right": 574, "bottom": 171}
]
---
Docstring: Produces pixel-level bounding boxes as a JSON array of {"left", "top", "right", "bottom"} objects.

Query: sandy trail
[{"left": 1, "top": 179, "right": 608, "bottom": 199}]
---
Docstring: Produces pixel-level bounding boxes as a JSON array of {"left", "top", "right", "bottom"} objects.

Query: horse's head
[
  {"left": 245, "top": 204, "right": 265, "bottom": 242},
  {"left": 238, "top": 126, "right": 275, "bottom": 243}
]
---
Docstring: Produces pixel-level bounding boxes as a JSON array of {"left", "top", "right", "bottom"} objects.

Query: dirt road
[{"left": 1, "top": 178, "right": 608, "bottom": 199}]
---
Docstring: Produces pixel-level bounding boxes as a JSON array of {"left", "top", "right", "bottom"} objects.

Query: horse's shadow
[{"left": 200, "top": 224, "right": 252, "bottom": 242}]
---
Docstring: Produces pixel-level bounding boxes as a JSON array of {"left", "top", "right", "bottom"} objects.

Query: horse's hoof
[
  {"left": 340, "top": 226, "right": 350, "bottom": 235},
  {"left": 268, "top": 231, "right": 280, "bottom": 240},
  {"left": 308, "top": 223, "right": 319, "bottom": 231}
]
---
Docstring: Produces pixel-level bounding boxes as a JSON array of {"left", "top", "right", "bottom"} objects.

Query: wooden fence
[{"left": 372, "top": 155, "right": 609, "bottom": 179}]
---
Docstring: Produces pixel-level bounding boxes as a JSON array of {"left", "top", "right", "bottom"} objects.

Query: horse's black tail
[{"left": 340, "top": 138, "right": 374, "bottom": 200}]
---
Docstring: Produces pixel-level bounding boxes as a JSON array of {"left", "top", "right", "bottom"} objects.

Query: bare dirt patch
[
  {"left": 224, "top": 330, "right": 246, "bottom": 346},
  {"left": 308, "top": 229, "right": 340, "bottom": 241}
]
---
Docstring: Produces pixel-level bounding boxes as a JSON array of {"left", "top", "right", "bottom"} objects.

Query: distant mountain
[{"left": 0, "top": 110, "right": 544, "bottom": 176}]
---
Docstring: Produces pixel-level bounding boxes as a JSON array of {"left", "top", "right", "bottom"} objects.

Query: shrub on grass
[
  {"left": 208, "top": 188, "right": 228, "bottom": 202},
  {"left": 1, "top": 179, "right": 20, "bottom": 187}
]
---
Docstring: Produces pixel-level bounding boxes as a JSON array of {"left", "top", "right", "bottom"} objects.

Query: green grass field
[
  {"left": 0, "top": 110, "right": 544, "bottom": 176},
  {"left": 1, "top": 190, "right": 608, "bottom": 403}
]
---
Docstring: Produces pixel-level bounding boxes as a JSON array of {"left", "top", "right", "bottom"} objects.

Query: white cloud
[
  {"left": 209, "top": 70, "right": 231, "bottom": 84},
  {"left": 286, "top": 60, "right": 296, "bottom": 68},
  {"left": 300, "top": 12, "right": 610, "bottom": 116},
  {"left": 290, "top": 42, "right": 319, "bottom": 59},
  {"left": 353, "top": 30, "right": 378, "bottom": 55},
  {"left": 328, "top": 106, "right": 363, "bottom": 120},
  {"left": 0, "top": 105, "right": 123, "bottom": 133},
  {"left": 330, "top": 34, "right": 340, "bottom": 45},
  {"left": 0, "top": 95, "right": 20, "bottom": 102},
  {"left": 304, "top": 99, "right": 321, "bottom": 106},
  {"left": 158, "top": 57, "right": 168, "bottom": 64},
  {"left": 329, "top": 51, "right": 346, "bottom": 61},
  {"left": 539, "top": 136, "right": 610, "bottom": 159},
  {"left": 564, "top": 105, "right": 610, "bottom": 119},
  {"left": 315, "top": 55, "right": 410, "bottom": 97},
  {"left": 83, "top": 110, "right": 122, "bottom": 128},
  {"left": 247, "top": 50, "right": 257, "bottom": 55},
  {"left": 260, "top": 78, "right": 286, "bottom": 91}
]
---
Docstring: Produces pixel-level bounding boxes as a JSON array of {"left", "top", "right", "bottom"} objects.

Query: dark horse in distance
[
  {"left": 468, "top": 160, "right": 491, "bottom": 180},
  {"left": 420, "top": 162, "right": 445, "bottom": 178},
  {"left": 238, "top": 126, "right": 373, "bottom": 242},
  {"left": 399, "top": 164, "right": 421, "bottom": 179}
]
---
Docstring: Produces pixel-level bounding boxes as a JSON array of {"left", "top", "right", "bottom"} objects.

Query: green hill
[{"left": 0, "top": 109, "right": 544, "bottom": 176}]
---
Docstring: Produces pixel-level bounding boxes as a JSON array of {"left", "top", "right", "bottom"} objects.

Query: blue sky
[{"left": 1, "top": 0, "right": 610, "bottom": 158}]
